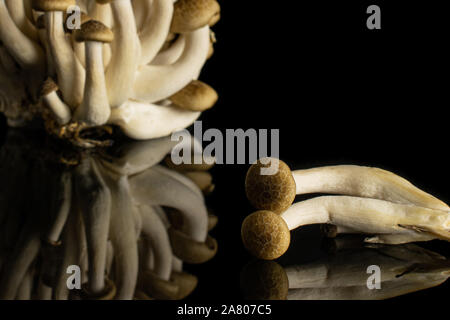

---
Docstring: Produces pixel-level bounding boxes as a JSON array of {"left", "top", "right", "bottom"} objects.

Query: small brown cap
[
  {"left": 74, "top": 20, "right": 113, "bottom": 43},
  {"left": 171, "top": 271, "right": 198, "bottom": 299},
  {"left": 245, "top": 158, "right": 296, "bottom": 214},
  {"left": 40, "top": 77, "right": 59, "bottom": 96},
  {"left": 241, "top": 210, "right": 290, "bottom": 260},
  {"left": 169, "top": 227, "right": 218, "bottom": 264},
  {"left": 171, "top": 0, "right": 221, "bottom": 33},
  {"left": 33, "top": 0, "right": 76, "bottom": 12},
  {"left": 170, "top": 80, "right": 218, "bottom": 112},
  {"left": 80, "top": 278, "right": 116, "bottom": 300},
  {"left": 141, "top": 270, "right": 179, "bottom": 300}
]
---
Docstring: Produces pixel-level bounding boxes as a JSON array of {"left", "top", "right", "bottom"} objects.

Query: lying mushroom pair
[
  {"left": 0, "top": 129, "right": 218, "bottom": 300},
  {"left": 240, "top": 241, "right": 450, "bottom": 300},
  {"left": 241, "top": 158, "right": 450, "bottom": 260},
  {"left": 0, "top": 0, "right": 219, "bottom": 145}
]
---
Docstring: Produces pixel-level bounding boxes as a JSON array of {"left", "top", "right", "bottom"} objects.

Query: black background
[{"left": 1, "top": 0, "right": 449, "bottom": 314}]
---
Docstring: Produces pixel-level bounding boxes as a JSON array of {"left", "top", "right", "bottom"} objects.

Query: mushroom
[
  {"left": 33, "top": 0, "right": 86, "bottom": 108},
  {"left": 242, "top": 196, "right": 450, "bottom": 260},
  {"left": 129, "top": 165, "right": 208, "bottom": 242},
  {"left": 35, "top": 14, "right": 55, "bottom": 76},
  {"left": 169, "top": 80, "right": 218, "bottom": 112},
  {"left": 108, "top": 100, "right": 201, "bottom": 140},
  {"left": 45, "top": 170, "right": 72, "bottom": 244},
  {"left": 138, "top": 0, "right": 174, "bottom": 65},
  {"left": 101, "top": 0, "right": 141, "bottom": 108},
  {"left": 150, "top": 34, "right": 185, "bottom": 65},
  {"left": 170, "top": 0, "right": 220, "bottom": 34},
  {"left": 5, "top": 0, "right": 39, "bottom": 42},
  {"left": 285, "top": 244, "right": 450, "bottom": 300},
  {"left": 246, "top": 158, "right": 450, "bottom": 214},
  {"left": 39, "top": 77, "right": 72, "bottom": 125},
  {"left": 0, "top": 0, "right": 44, "bottom": 69},
  {"left": 132, "top": 26, "right": 210, "bottom": 103},
  {"left": 138, "top": 205, "right": 180, "bottom": 299},
  {"left": 73, "top": 156, "right": 112, "bottom": 296},
  {"left": 0, "top": 0, "right": 46, "bottom": 98},
  {"left": 99, "top": 166, "right": 139, "bottom": 300},
  {"left": 73, "top": 19, "right": 113, "bottom": 125}
]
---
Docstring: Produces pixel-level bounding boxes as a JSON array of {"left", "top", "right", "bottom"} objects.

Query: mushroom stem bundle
[
  {"left": 0, "top": 0, "right": 220, "bottom": 143},
  {"left": 242, "top": 158, "right": 450, "bottom": 260}
]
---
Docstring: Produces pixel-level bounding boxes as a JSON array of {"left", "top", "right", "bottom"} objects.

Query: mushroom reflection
[
  {"left": 0, "top": 129, "right": 217, "bottom": 300},
  {"left": 241, "top": 238, "right": 450, "bottom": 300}
]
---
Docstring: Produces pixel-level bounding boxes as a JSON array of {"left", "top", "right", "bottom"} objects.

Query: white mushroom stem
[
  {"left": 98, "top": 135, "right": 179, "bottom": 176},
  {"left": 42, "top": 90, "right": 72, "bottom": 125},
  {"left": 74, "top": 157, "right": 112, "bottom": 294},
  {"left": 88, "top": 1, "right": 113, "bottom": 28},
  {"left": 46, "top": 171, "right": 72, "bottom": 242},
  {"left": 132, "top": 0, "right": 149, "bottom": 32},
  {"left": 16, "top": 267, "right": 34, "bottom": 300},
  {"left": 158, "top": 165, "right": 204, "bottom": 200},
  {"left": 45, "top": 11, "right": 85, "bottom": 108},
  {"left": 0, "top": 0, "right": 44, "bottom": 69},
  {"left": 287, "top": 276, "right": 450, "bottom": 300},
  {"left": 138, "top": 0, "right": 173, "bottom": 65},
  {"left": 139, "top": 205, "right": 173, "bottom": 280},
  {"left": 23, "top": 0, "right": 34, "bottom": 23},
  {"left": 151, "top": 35, "right": 185, "bottom": 65},
  {"left": 5, "top": 0, "right": 39, "bottom": 41},
  {"left": 73, "top": 38, "right": 112, "bottom": 69},
  {"left": 37, "top": 26, "right": 55, "bottom": 76},
  {"left": 101, "top": 170, "right": 138, "bottom": 300},
  {"left": 75, "top": 40, "right": 111, "bottom": 125},
  {"left": 108, "top": 100, "right": 200, "bottom": 140},
  {"left": 106, "top": 0, "right": 140, "bottom": 108},
  {"left": 132, "top": 26, "right": 209, "bottom": 103},
  {"left": 129, "top": 165, "right": 208, "bottom": 242},
  {"left": 54, "top": 207, "right": 83, "bottom": 300},
  {"left": 291, "top": 165, "right": 450, "bottom": 212},
  {"left": 281, "top": 196, "right": 450, "bottom": 241}
]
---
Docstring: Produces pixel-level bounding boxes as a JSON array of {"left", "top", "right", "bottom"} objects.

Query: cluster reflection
[
  {"left": 241, "top": 236, "right": 450, "bottom": 300},
  {"left": 0, "top": 129, "right": 217, "bottom": 300}
]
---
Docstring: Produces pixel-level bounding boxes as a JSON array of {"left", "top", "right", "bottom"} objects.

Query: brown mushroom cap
[
  {"left": 40, "top": 77, "right": 59, "bottom": 97},
  {"left": 32, "top": 0, "right": 76, "bottom": 12},
  {"left": 171, "top": 271, "right": 198, "bottom": 299},
  {"left": 171, "top": 0, "right": 221, "bottom": 33},
  {"left": 141, "top": 270, "right": 179, "bottom": 300},
  {"left": 80, "top": 277, "right": 116, "bottom": 300},
  {"left": 169, "top": 80, "right": 218, "bottom": 112},
  {"left": 245, "top": 158, "right": 296, "bottom": 214},
  {"left": 240, "top": 260, "right": 288, "bottom": 300},
  {"left": 207, "top": 213, "right": 218, "bottom": 231},
  {"left": 74, "top": 20, "right": 114, "bottom": 43},
  {"left": 241, "top": 210, "right": 290, "bottom": 260},
  {"left": 169, "top": 227, "right": 218, "bottom": 264}
]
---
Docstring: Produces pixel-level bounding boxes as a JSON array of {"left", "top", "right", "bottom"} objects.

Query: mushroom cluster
[
  {"left": 0, "top": 129, "right": 218, "bottom": 300},
  {"left": 0, "top": 0, "right": 219, "bottom": 145},
  {"left": 241, "top": 158, "right": 450, "bottom": 260},
  {"left": 240, "top": 241, "right": 450, "bottom": 300}
]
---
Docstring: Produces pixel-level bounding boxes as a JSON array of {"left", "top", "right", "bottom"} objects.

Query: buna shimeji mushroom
[
  {"left": 0, "top": 129, "right": 217, "bottom": 300},
  {"left": 242, "top": 158, "right": 450, "bottom": 260},
  {"left": 240, "top": 243, "right": 450, "bottom": 300},
  {"left": 0, "top": 0, "right": 220, "bottom": 145}
]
